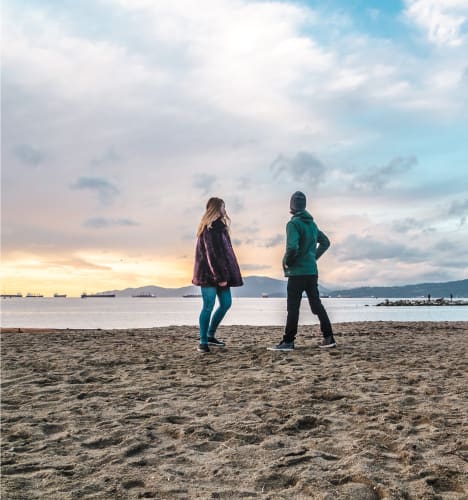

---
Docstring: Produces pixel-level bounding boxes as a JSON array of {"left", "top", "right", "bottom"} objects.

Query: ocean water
[{"left": 1, "top": 297, "right": 468, "bottom": 329}]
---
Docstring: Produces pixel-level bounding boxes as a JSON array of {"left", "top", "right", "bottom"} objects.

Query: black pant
[{"left": 283, "top": 275, "right": 333, "bottom": 343}]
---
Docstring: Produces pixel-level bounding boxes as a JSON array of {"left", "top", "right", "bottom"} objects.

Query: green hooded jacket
[{"left": 282, "top": 210, "right": 330, "bottom": 277}]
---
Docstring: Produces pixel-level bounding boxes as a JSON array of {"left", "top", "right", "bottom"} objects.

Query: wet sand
[{"left": 1, "top": 322, "right": 467, "bottom": 499}]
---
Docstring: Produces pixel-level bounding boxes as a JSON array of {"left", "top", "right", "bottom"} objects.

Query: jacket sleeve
[
  {"left": 283, "top": 221, "right": 300, "bottom": 267},
  {"left": 316, "top": 230, "right": 330, "bottom": 260},
  {"left": 203, "top": 227, "right": 229, "bottom": 282}
]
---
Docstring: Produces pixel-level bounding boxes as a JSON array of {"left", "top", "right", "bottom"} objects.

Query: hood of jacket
[{"left": 291, "top": 210, "right": 314, "bottom": 224}]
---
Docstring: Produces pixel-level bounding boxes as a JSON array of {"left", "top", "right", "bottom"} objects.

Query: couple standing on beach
[{"left": 192, "top": 192, "right": 337, "bottom": 353}]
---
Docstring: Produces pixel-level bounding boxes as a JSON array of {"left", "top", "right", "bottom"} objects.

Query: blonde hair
[{"left": 197, "top": 197, "right": 231, "bottom": 237}]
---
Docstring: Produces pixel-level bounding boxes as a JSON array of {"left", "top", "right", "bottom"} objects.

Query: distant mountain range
[
  {"left": 104, "top": 276, "right": 290, "bottom": 298},
  {"left": 328, "top": 279, "right": 468, "bottom": 298},
  {"left": 103, "top": 277, "right": 468, "bottom": 298}
]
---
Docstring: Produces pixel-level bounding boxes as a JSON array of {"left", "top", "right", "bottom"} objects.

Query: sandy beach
[{"left": 1, "top": 322, "right": 467, "bottom": 499}]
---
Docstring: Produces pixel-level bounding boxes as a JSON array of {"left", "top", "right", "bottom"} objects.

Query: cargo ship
[{"left": 81, "top": 293, "right": 116, "bottom": 298}]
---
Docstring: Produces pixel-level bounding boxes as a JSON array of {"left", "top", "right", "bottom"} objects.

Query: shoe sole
[
  {"left": 208, "top": 343, "right": 225, "bottom": 347},
  {"left": 267, "top": 347, "right": 294, "bottom": 351},
  {"left": 197, "top": 348, "right": 210, "bottom": 353},
  {"left": 319, "top": 343, "right": 336, "bottom": 348}
]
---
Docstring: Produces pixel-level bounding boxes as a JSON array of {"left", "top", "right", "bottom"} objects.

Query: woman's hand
[{"left": 218, "top": 281, "right": 228, "bottom": 287}]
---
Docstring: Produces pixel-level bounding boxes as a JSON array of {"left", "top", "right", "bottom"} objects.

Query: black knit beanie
[{"left": 290, "top": 191, "right": 306, "bottom": 213}]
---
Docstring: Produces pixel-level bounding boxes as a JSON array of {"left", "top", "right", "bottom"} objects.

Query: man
[{"left": 269, "top": 191, "right": 336, "bottom": 351}]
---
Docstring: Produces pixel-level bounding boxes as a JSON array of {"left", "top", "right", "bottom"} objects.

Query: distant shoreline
[
  {"left": 377, "top": 298, "right": 468, "bottom": 307},
  {"left": 3, "top": 276, "right": 466, "bottom": 299},
  {"left": 3, "top": 294, "right": 468, "bottom": 300}
]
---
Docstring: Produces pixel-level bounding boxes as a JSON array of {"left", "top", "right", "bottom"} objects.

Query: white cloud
[
  {"left": 105, "top": 0, "right": 334, "bottom": 135},
  {"left": 405, "top": 0, "right": 468, "bottom": 47},
  {"left": 2, "top": 9, "right": 166, "bottom": 101},
  {"left": 328, "top": 68, "right": 368, "bottom": 92},
  {"left": 2, "top": 0, "right": 467, "bottom": 290}
]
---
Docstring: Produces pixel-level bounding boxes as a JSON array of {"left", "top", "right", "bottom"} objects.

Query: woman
[{"left": 192, "top": 197, "right": 243, "bottom": 353}]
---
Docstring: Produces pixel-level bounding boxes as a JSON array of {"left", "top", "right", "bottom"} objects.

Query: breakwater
[{"left": 377, "top": 298, "right": 468, "bottom": 307}]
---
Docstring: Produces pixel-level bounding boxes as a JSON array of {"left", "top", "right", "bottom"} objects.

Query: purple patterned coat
[{"left": 192, "top": 219, "right": 243, "bottom": 287}]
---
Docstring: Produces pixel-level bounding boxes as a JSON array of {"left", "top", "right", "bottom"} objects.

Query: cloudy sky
[{"left": 2, "top": 0, "right": 467, "bottom": 296}]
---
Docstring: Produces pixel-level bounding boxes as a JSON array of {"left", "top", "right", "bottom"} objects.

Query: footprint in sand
[
  {"left": 255, "top": 473, "right": 298, "bottom": 491},
  {"left": 41, "top": 423, "right": 66, "bottom": 436},
  {"left": 122, "top": 479, "right": 145, "bottom": 490},
  {"left": 338, "top": 482, "right": 379, "bottom": 500},
  {"left": 123, "top": 442, "right": 150, "bottom": 458},
  {"left": 81, "top": 435, "right": 123, "bottom": 449},
  {"left": 281, "top": 415, "right": 328, "bottom": 432}
]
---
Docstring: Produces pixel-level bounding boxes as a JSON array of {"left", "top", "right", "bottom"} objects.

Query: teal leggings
[{"left": 199, "top": 286, "right": 232, "bottom": 344}]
